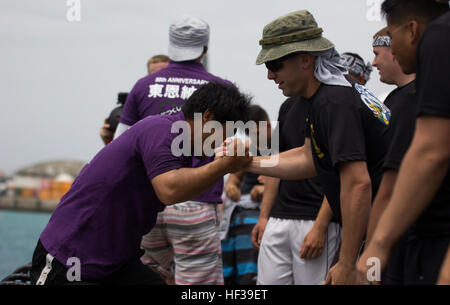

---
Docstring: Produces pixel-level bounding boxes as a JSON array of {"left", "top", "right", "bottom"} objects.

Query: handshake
[{"left": 215, "top": 137, "right": 253, "bottom": 173}]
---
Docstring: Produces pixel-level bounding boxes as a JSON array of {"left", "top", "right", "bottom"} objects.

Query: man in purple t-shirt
[
  {"left": 114, "top": 15, "right": 234, "bottom": 285},
  {"left": 99, "top": 54, "right": 170, "bottom": 145},
  {"left": 30, "top": 82, "right": 252, "bottom": 285}
]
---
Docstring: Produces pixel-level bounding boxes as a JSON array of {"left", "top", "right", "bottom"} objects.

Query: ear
[
  {"left": 299, "top": 54, "right": 315, "bottom": 70},
  {"left": 408, "top": 20, "right": 422, "bottom": 45},
  {"left": 196, "top": 46, "right": 208, "bottom": 62},
  {"left": 357, "top": 74, "right": 366, "bottom": 85},
  {"left": 202, "top": 109, "right": 215, "bottom": 122}
]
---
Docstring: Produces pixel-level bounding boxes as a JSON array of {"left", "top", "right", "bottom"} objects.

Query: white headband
[{"left": 372, "top": 36, "right": 392, "bottom": 47}]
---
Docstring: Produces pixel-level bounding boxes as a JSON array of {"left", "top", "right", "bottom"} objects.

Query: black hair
[
  {"left": 244, "top": 104, "right": 270, "bottom": 135},
  {"left": 182, "top": 82, "right": 252, "bottom": 123},
  {"left": 248, "top": 104, "right": 269, "bottom": 123},
  {"left": 381, "top": 0, "right": 449, "bottom": 24}
]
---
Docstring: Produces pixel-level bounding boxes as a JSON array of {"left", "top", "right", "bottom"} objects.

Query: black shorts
[
  {"left": 30, "top": 239, "right": 166, "bottom": 285},
  {"left": 382, "top": 233, "right": 409, "bottom": 285},
  {"left": 402, "top": 235, "right": 450, "bottom": 285}
]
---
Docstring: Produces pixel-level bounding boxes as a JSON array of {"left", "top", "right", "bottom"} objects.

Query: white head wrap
[{"left": 310, "top": 48, "right": 352, "bottom": 87}]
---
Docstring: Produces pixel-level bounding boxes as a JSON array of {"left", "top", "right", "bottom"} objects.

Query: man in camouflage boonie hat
[
  {"left": 251, "top": 9, "right": 342, "bottom": 286},
  {"left": 256, "top": 10, "right": 352, "bottom": 98},
  {"left": 256, "top": 10, "right": 334, "bottom": 65},
  {"left": 247, "top": 10, "right": 390, "bottom": 285}
]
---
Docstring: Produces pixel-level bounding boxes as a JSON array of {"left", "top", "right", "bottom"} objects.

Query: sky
[{"left": 0, "top": 0, "right": 394, "bottom": 175}]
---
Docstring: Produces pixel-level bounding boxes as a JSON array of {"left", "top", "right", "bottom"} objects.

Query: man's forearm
[
  {"left": 338, "top": 161, "right": 372, "bottom": 265},
  {"left": 153, "top": 158, "right": 233, "bottom": 205},
  {"left": 339, "top": 182, "right": 372, "bottom": 265},
  {"left": 365, "top": 170, "right": 397, "bottom": 246},
  {"left": 370, "top": 116, "right": 450, "bottom": 252},
  {"left": 226, "top": 171, "right": 245, "bottom": 189},
  {"left": 371, "top": 146, "right": 449, "bottom": 253},
  {"left": 258, "top": 177, "right": 280, "bottom": 219},
  {"left": 247, "top": 146, "right": 317, "bottom": 180},
  {"left": 438, "top": 246, "right": 450, "bottom": 285},
  {"left": 358, "top": 117, "right": 450, "bottom": 275},
  {"left": 314, "top": 197, "right": 334, "bottom": 231}
]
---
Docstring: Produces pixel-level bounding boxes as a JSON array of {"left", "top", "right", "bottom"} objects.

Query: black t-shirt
[
  {"left": 305, "top": 77, "right": 390, "bottom": 223},
  {"left": 412, "top": 11, "right": 450, "bottom": 237},
  {"left": 416, "top": 11, "right": 450, "bottom": 118},
  {"left": 384, "top": 93, "right": 396, "bottom": 110},
  {"left": 270, "top": 97, "right": 325, "bottom": 221},
  {"left": 383, "top": 80, "right": 417, "bottom": 171},
  {"left": 240, "top": 172, "right": 261, "bottom": 195}
]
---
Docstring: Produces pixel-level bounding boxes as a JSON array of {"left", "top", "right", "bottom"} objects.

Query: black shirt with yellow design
[{"left": 305, "top": 77, "right": 390, "bottom": 222}]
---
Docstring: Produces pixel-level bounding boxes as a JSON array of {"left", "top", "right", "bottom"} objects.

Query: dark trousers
[
  {"left": 402, "top": 235, "right": 450, "bottom": 285},
  {"left": 382, "top": 233, "right": 409, "bottom": 285},
  {"left": 30, "top": 239, "right": 166, "bottom": 285}
]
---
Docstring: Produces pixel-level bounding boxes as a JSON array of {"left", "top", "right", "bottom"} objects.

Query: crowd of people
[{"left": 29, "top": 0, "right": 449, "bottom": 285}]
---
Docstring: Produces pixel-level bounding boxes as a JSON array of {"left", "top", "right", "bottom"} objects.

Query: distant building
[
  {"left": 14, "top": 160, "right": 85, "bottom": 178},
  {"left": 0, "top": 160, "right": 85, "bottom": 212}
]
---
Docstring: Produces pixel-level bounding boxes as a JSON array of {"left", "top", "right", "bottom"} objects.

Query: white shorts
[{"left": 257, "top": 217, "right": 341, "bottom": 285}]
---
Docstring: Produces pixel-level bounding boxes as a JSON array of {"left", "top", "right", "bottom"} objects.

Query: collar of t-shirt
[
  {"left": 305, "top": 82, "right": 325, "bottom": 102},
  {"left": 397, "top": 80, "right": 416, "bottom": 91},
  {"left": 173, "top": 110, "right": 185, "bottom": 121},
  {"left": 306, "top": 75, "right": 357, "bottom": 102},
  {"left": 167, "top": 60, "right": 205, "bottom": 71}
]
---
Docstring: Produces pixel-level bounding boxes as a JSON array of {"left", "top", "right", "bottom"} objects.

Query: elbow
[
  {"left": 343, "top": 177, "right": 372, "bottom": 210},
  {"left": 347, "top": 165, "right": 372, "bottom": 195},
  {"left": 340, "top": 179, "right": 372, "bottom": 224},
  {"left": 355, "top": 177, "right": 372, "bottom": 193},
  {"left": 353, "top": 178, "right": 372, "bottom": 205},
  {"left": 421, "top": 148, "right": 449, "bottom": 167},
  {"left": 162, "top": 198, "right": 176, "bottom": 206},
  {"left": 339, "top": 161, "right": 372, "bottom": 208},
  {"left": 158, "top": 194, "right": 174, "bottom": 206},
  {"left": 343, "top": 170, "right": 372, "bottom": 195},
  {"left": 156, "top": 187, "right": 178, "bottom": 206},
  {"left": 152, "top": 170, "right": 186, "bottom": 206}
]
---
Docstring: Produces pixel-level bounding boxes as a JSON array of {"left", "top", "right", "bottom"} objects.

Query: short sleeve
[
  {"left": 277, "top": 98, "right": 294, "bottom": 121},
  {"left": 383, "top": 94, "right": 416, "bottom": 170},
  {"left": 416, "top": 24, "right": 450, "bottom": 118},
  {"left": 120, "top": 81, "right": 144, "bottom": 126},
  {"left": 277, "top": 98, "right": 294, "bottom": 151},
  {"left": 137, "top": 119, "right": 190, "bottom": 181},
  {"left": 320, "top": 103, "right": 367, "bottom": 168}
]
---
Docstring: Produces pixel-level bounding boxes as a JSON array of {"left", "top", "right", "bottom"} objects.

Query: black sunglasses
[{"left": 265, "top": 52, "right": 301, "bottom": 72}]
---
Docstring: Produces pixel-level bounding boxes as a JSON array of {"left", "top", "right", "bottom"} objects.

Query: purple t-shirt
[
  {"left": 121, "top": 61, "right": 233, "bottom": 203},
  {"left": 40, "top": 112, "right": 192, "bottom": 279}
]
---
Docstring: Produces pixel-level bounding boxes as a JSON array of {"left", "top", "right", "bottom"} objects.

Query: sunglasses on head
[{"left": 265, "top": 52, "right": 301, "bottom": 72}]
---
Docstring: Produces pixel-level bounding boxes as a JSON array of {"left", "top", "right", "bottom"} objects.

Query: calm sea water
[{"left": 0, "top": 210, "right": 51, "bottom": 280}]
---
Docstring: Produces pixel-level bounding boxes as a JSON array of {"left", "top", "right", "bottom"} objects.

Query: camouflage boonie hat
[{"left": 256, "top": 10, "right": 334, "bottom": 65}]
